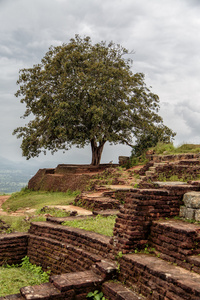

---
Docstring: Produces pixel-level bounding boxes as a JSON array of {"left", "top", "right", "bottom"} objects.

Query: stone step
[
  {"left": 50, "top": 270, "right": 103, "bottom": 297},
  {"left": 148, "top": 166, "right": 156, "bottom": 172},
  {"left": 145, "top": 171, "right": 154, "bottom": 177},
  {"left": 154, "top": 162, "right": 168, "bottom": 166},
  {"left": 91, "top": 259, "right": 118, "bottom": 280},
  {"left": 119, "top": 253, "right": 200, "bottom": 299},
  {"left": 188, "top": 255, "right": 200, "bottom": 274},
  {"left": 74, "top": 195, "right": 121, "bottom": 210},
  {"left": 178, "top": 159, "right": 200, "bottom": 165},
  {"left": 20, "top": 282, "right": 64, "bottom": 300},
  {"left": 102, "top": 281, "right": 145, "bottom": 300}
]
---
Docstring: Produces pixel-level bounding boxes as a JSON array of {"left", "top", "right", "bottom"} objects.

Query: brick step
[
  {"left": 148, "top": 166, "right": 156, "bottom": 171},
  {"left": 165, "top": 164, "right": 200, "bottom": 170},
  {"left": 145, "top": 171, "right": 154, "bottom": 177},
  {"left": 154, "top": 162, "right": 168, "bottom": 166},
  {"left": 119, "top": 253, "right": 200, "bottom": 299},
  {"left": 178, "top": 159, "right": 200, "bottom": 165},
  {"left": 20, "top": 270, "right": 106, "bottom": 299},
  {"left": 74, "top": 195, "right": 121, "bottom": 210},
  {"left": 50, "top": 270, "right": 103, "bottom": 298},
  {"left": 149, "top": 219, "right": 200, "bottom": 271},
  {"left": 152, "top": 154, "right": 200, "bottom": 162},
  {"left": 102, "top": 281, "right": 145, "bottom": 300},
  {"left": 188, "top": 255, "right": 200, "bottom": 274},
  {"left": 21, "top": 282, "right": 64, "bottom": 299}
]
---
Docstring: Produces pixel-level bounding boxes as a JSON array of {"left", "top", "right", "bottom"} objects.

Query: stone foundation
[{"left": 180, "top": 191, "right": 200, "bottom": 221}]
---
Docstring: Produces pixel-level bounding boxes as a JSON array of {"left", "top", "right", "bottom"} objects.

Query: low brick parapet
[
  {"left": 0, "top": 233, "right": 28, "bottom": 266},
  {"left": 28, "top": 222, "right": 111, "bottom": 258},
  {"left": 28, "top": 234, "right": 102, "bottom": 274}
]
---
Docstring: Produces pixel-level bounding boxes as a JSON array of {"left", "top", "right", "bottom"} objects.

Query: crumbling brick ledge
[{"left": 1, "top": 182, "right": 200, "bottom": 299}]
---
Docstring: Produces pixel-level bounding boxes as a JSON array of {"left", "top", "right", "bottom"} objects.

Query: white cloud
[{"left": 1, "top": 0, "right": 200, "bottom": 164}]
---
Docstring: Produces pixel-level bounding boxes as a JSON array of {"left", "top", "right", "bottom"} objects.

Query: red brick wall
[{"left": 0, "top": 233, "right": 28, "bottom": 265}]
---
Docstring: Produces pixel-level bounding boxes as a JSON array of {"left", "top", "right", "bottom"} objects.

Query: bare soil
[
  {"left": 0, "top": 195, "right": 92, "bottom": 217},
  {"left": 0, "top": 196, "right": 11, "bottom": 215}
]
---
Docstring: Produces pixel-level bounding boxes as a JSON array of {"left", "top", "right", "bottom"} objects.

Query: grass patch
[
  {"left": 2, "top": 188, "right": 80, "bottom": 212},
  {"left": 156, "top": 172, "right": 200, "bottom": 182},
  {"left": 62, "top": 215, "right": 116, "bottom": 236},
  {"left": 0, "top": 215, "right": 46, "bottom": 233},
  {"left": 151, "top": 142, "right": 200, "bottom": 155},
  {"left": 0, "top": 256, "right": 50, "bottom": 297},
  {"left": 36, "top": 206, "right": 71, "bottom": 218}
]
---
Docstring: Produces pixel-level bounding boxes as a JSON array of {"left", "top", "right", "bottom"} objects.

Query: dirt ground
[
  {"left": 0, "top": 195, "right": 92, "bottom": 217},
  {"left": 0, "top": 195, "right": 12, "bottom": 215},
  {"left": 0, "top": 195, "right": 10, "bottom": 207}
]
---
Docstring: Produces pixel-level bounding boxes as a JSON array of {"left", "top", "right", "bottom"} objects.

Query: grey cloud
[{"left": 1, "top": 0, "right": 200, "bottom": 163}]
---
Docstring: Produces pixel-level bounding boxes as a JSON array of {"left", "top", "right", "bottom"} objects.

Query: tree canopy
[{"left": 13, "top": 35, "right": 175, "bottom": 165}]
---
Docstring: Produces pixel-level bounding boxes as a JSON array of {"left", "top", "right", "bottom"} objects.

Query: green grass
[
  {"left": 151, "top": 142, "right": 200, "bottom": 155},
  {"left": 36, "top": 207, "right": 71, "bottom": 218},
  {"left": 0, "top": 256, "right": 50, "bottom": 297},
  {"left": 0, "top": 215, "right": 46, "bottom": 233},
  {"left": 62, "top": 215, "right": 116, "bottom": 236},
  {"left": 2, "top": 188, "right": 80, "bottom": 212}
]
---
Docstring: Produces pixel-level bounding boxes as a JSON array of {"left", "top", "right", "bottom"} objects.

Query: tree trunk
[{"left": 90, "top": 139, "right": 106, "bottom": 166}]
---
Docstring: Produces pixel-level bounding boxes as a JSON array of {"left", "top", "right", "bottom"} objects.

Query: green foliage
[
  {"left": 62, "top": 214, "right": 116, "bottom": 236},
  {"left": 151, "top": 142, "right": 176, "bottom": 155},
  {"left": 13, "top": 34, "right": 174, "bottom": 165},
  {"left": 117, "top": 251, "right": 123, "bottom": 258},
  {"left": 0, "top": 256, "right": 50, "bottom": 296},
  {"left": 20, "top": 256, "right": 50, "bottom": 283},
  {"left": 132, "top": 127, "right": 175, "bottom": 157},
  {"left": 87, "top": 290, "right": 108, "bottom": 300},
  {"left": 127, "top": 153, "right": 148, "bottom": 168},
  {"left": 157, "top": 171, "right": 200, "bottom": 182},
  {"left": 2, "top": 189, "right": 79, "bottom": 212}
]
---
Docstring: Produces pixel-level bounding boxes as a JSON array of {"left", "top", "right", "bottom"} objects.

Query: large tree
[{"left": 13, "top": 35, "right": 175, "bottom": 165}]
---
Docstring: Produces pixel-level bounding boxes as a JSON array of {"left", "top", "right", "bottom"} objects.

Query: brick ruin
[
  {"left": 1, "top": 154, "right": 200, "bottom": 299},
  {"left": 28, "top": 164, "right": 118, "bottom": 192}
]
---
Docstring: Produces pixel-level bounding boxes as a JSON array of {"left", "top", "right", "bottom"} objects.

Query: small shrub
[
  {"left": 87, "top": 290, "right": 108, "bottom": 300},
  {"left": 36, "top": 207, "right": 70, "bottom": 218},
  {"left": 0, "top": 256, "right": 50, "bottom": 296}
]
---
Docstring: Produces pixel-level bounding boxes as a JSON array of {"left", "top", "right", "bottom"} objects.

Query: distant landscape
[{"left": 0, "top": 156, "right": 57, "bottom": 194}]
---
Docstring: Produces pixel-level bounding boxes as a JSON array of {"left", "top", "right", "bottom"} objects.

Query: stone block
[
  {"left": 20, "top": 283, "right": 64, "bottom": 299},
  {"left": 183, "top": 192, "right": 200, "bottom": 208},
  {"left": 184, "top": 208, "right": 195, "bottom": 220},
  {"left": 179, "top": 206, "right": 186, "bottom": 218},
  {"left": 195, "top": 209, "right": 200, "bottom": 222}
]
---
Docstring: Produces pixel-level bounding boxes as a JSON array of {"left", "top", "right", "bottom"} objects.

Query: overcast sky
[{"left": 0, "top": 0, "right": 200, "bottom": 166}]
